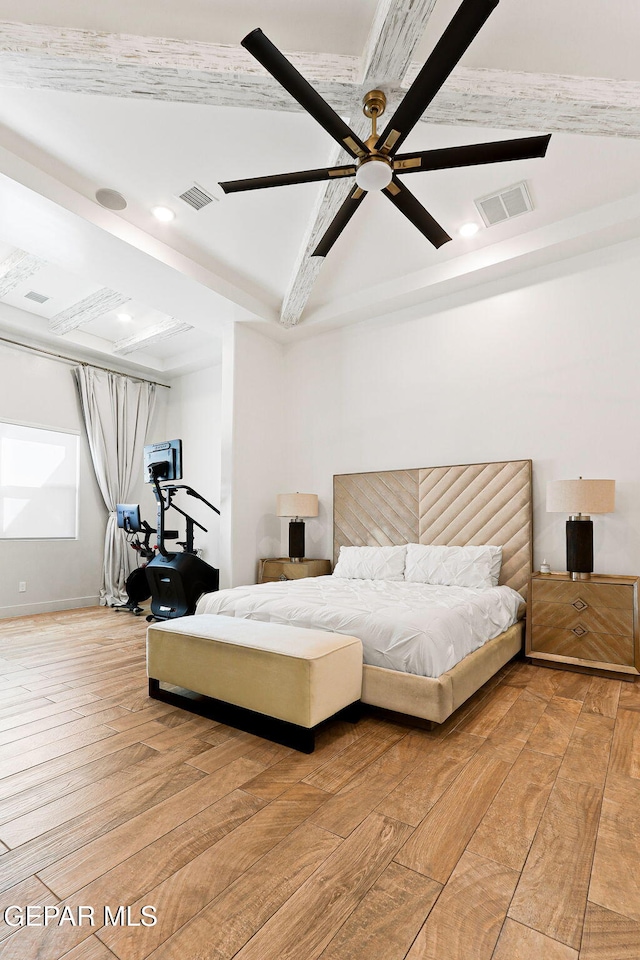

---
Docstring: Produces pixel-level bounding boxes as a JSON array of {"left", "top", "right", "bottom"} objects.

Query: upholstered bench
[{"left": 146, "top": 614, "right": 363, "bottom": 752}]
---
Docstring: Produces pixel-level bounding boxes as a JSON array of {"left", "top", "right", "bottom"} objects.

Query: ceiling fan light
[{"left": 355, "top": 158, "right": 393, "bottom": 192}]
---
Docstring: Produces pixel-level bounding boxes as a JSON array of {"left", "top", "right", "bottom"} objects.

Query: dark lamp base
[
  {"left": 288, "top": 519, "right": 305, "bottom": 561},
  {"left": 566, "top": 518, "right": 593, "bottom": 579}
]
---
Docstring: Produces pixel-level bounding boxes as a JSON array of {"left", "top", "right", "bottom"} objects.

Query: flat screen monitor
[
  {"left": 144, "top": 439, "right": 183, "bottom": 484},
  {"left": 116, "top": 503, "right": 142, "bottom": 533}
]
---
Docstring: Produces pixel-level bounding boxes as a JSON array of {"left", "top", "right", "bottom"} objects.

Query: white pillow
[
  {"left": 404, "top": 543, "right": 502, "bottom": 589},
  {"left": 332, "top": 545, "right": 407, "bottom": 581}
]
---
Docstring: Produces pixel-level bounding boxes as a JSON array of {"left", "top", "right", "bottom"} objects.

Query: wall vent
[
  {"left": 177, "top": 182, "right": 218, "bottom": 211},
  {"left": 24, "top": 290, "right": 50, "bottom": 304},
  {"left": 474, "top": 181, "right": 533, "bottom": 227}
]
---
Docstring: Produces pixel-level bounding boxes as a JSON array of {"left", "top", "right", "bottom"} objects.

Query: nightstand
[
  {"left": 526, "top": 572, "right": 639, "bottom": 680},
  {"left": 259, "top": 558, "right": 332, "bottom": 584}
]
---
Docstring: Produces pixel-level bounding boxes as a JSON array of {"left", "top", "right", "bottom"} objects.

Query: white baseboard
[{"left": 0, "top": 596, "right": 100, "bottom": 619}]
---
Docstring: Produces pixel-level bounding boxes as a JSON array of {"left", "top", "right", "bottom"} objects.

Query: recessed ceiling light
[
  {"left": 95, "top": 188, "right": 127, "bottom": 211},
  {"left": 117, "top": 312, "right": 133, "bottom": 322},
  {"left": 151, "top": 206, "right": 175, "bottom": 222},
  {"left": 459, "top": 221, "right": 480, "bottom": 238}
]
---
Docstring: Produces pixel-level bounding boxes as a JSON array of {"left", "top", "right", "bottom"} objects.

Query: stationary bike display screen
[
  {"left": 144, "top": 439, "right": 183, "bottom": 483},
  {"left": 116, "top": 503, "right": 142, "bottom": 533}
]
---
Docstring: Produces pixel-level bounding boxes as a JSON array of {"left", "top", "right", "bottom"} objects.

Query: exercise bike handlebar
[
  {"left": 152, "top": 477, "right": 220, "bottom": 557},
  {"left": 160, "top": 484, "right": 220, "bottom": 515},
  {"left": 169, "top": 501, "right": 208, "bottom": 533}
]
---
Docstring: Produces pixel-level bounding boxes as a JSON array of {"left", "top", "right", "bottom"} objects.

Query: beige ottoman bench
[{"left": 147, "top": 614, "right": 363, "bottom": 752}]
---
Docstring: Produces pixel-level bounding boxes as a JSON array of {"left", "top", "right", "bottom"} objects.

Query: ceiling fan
[{"left": 219, "top": 0, "right": 551, "bottom": 257}]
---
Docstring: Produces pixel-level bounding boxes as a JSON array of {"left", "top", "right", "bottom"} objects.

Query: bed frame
[{"left": 334, "top": 459, "right": 533, "bottom": 723}]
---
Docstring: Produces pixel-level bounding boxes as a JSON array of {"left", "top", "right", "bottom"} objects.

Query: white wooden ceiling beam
[
  {"left": 361, "top": 0, "right": 437, "bottom": 85},
  {"left": 0, "top": 249, "right": 44, "bottom": 297},
  {"left": 0, "top": 21, "right": 637, "bottom": 140},
  {"left": 49, "top": 288, "right": 130, "bottom": 335},
  {"left": 0, "top": 21, "right": 359, "bottom": 112},
  {"left": 280, "top": 0, "right": 438, "bottom": 328},
  {"left": 112, "top": 318, "right": 193, "bottom": 356},
  {"left": 413, "top": 66, "right": 640, "bottom": 140}
]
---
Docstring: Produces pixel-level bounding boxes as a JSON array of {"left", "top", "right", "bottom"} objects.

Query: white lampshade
[
  {"left": 276, "top": 493, "right": 318, "bottom": 518},
  {"left": 546, "top": 479, "right": 615, "bottom": 514}
]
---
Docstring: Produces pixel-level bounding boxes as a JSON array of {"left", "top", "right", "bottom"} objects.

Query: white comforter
[{"left": 196, "top": 576, "right": 524, "bottom": 679}]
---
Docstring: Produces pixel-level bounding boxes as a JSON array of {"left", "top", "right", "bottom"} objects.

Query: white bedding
[{"left": 195, "top": 576, "right": 525, "bottom": 679}]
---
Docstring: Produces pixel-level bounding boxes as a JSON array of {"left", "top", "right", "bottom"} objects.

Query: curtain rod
[{"left": 0, "top": 334, "right": 171, "bottom": 389}]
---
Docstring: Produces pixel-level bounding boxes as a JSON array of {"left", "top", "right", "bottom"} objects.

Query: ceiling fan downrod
[{"left": 356, "top": 90, "right": 394, "bottom": 191}]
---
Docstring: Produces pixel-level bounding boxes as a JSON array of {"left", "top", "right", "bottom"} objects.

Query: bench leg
[
  {"left": 291, "top": 728, "right": 315, "bottom": 754},
  {"left": 147, "top": 678, "right": 316, "bottom": 752},
  {"left": 339, "top": 701, "right": 362, "bottom": 724}
]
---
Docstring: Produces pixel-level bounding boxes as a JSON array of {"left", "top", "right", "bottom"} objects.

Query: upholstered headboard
[{"left": 333, "top": 459, "right": 533, "bottom": 596}]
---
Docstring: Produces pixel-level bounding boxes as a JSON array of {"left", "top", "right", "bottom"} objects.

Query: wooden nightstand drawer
[
  {"left": 531, "top": 578, "right": 632, "bottom": 610},
  {"left": 261, "top": 560, "right": 308, "bottom": 581},
  {"left": 531, "top": 599, "right": 634, "bottom": 637},
  {"left": 526, "top": 573, "right": 639, "bottom": 679},
  {"left": 259, "top": 559, "right": 332, "bottom": 584},
  {"left": 529, "top": 625, "right": 635, "bottom": 667}
]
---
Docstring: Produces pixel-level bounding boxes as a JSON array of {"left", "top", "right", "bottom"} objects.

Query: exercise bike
[
  {"left": 144, "top": 471, "right": 220, "bottom": 622},
  {"left": 114, "top": 439, "right": 220, "bottom": 622},
  {"left": 113, "top": 513, "right": 156, "bottom": 616}
]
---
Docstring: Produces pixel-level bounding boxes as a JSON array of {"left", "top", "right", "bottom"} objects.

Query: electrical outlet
[{"left": 18, "top": 581, "right": 26, "bottom": 593}]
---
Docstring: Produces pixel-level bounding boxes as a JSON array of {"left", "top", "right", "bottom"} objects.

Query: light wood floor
[{"left": 0, "top": 608, "right": 637, "bottom": 960}]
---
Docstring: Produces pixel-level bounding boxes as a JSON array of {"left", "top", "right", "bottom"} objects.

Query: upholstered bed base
[
  {"left": 361, "top": 620, "right": 523, "bottom": 724},
  {"left": 333, "top": 458, "right": 532, "bottom": 723}
]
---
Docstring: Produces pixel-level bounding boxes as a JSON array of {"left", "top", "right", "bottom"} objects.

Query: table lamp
[
  {"left": 546, "top": 477, "right": 615, "bottom": 580},
  {"left": 276, "top": 493, "right": 319, "bottom": 562}
]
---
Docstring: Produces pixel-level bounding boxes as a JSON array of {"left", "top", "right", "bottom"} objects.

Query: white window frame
[{"left": 0, "top": 418, "right": 80, "bottom": 541}]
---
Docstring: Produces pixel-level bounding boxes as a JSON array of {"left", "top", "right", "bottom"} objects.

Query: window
[{"left": 0, "top": 421, "right": 79, "bottom": 539}]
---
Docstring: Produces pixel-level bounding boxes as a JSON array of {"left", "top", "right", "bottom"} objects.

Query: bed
[{"left": 197, "top": 459, "right": 532, "bottom": 724}]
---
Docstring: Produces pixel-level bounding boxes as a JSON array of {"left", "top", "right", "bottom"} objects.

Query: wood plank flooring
[{"left": 0, "top": 609, "right": 636, "bottom": 959}]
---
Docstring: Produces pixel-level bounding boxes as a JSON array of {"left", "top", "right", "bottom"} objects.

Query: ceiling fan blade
[
  {"left": 394, "top": 135, "right": 552, "bottom": 174},
  {"left": 242, "top": 28, "right": 368, "bottom": 160},
  {"left": 383, "top": 177, "right": 451, "bottom": 249},
  {"left": 220, "top": 165, "right": 356, "bottom": 194},
  {"left": 312, "top": 185, "right": 367, "bottom": 257},
  {"left": 376, "top": 0, "right": 500, "bottom": 156}
]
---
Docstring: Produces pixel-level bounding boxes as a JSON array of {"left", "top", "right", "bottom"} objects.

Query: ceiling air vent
[
  {"left": 24, "top": 291, "right": 50, "bottom": 304},
  {"left": 474, "top": 181, "right": 533, "bottom": 227},
  {"left": 177, "top": 182, "right": 218, "bottom": 211}
]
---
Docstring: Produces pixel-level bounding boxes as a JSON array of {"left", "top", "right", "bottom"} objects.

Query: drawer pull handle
[
  {"left": 572, "top": 625, "right": 588, "bottom": 637},
  {"left": 572, "top": 598, "right": 588, "bottom": 611}
]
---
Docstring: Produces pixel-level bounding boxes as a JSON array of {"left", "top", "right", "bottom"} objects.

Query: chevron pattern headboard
[{"left": 333, "top": 459, "right": 533, "bottom": 596}]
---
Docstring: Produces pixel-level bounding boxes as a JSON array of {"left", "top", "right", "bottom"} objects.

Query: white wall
[
  {"left": 284, "top": 247, "right": 640, "bottom": 578},
  {"left": 164, "top": 363, "right": 222, "bottom": 566},
  {"left": 0, "top": 343, "right": 106, "bottom": 615},
  {"left": 221, "top": 323, "right": 286, "bottom": 587}
]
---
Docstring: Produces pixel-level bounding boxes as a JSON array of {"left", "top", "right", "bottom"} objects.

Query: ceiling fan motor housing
[{"left": 362, "top": 89, "right": 387, "bottom": 119}]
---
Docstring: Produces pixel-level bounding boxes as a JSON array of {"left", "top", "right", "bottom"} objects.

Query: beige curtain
[{"left": 74, "top": 366, "right": 156, "bottom": 606}]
